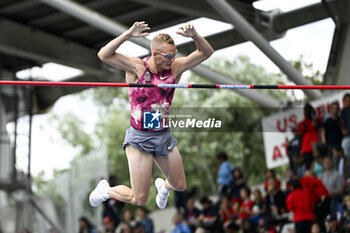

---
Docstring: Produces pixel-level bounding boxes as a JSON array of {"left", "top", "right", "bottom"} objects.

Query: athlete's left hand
[{"left": 176, "top": 24, "right": 197, "bottom": 38}]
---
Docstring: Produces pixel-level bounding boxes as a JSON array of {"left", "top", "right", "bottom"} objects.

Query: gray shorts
[{"left": 123, "top": 127, "right": 177, "bottom": 157}]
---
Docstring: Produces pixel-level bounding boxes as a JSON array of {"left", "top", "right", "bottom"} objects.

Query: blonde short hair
[
  {"left": 345, "top": 195, "right": 350, "bottom": 202},
  {"left": 151, "top": 33, "right": 174, "bottom": 50}
]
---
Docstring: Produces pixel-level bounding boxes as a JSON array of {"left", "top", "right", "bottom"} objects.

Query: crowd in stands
[
  {"left": 177, "top": 93, "right": 350, "bottom": 233},
  {"left": 79, "top": 204, "right": 154, "bottom": 233},
  {"left": 81, "top": 93, "right": 350, "bottom": 233}
]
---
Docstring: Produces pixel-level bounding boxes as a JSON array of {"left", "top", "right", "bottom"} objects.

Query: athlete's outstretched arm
[
  {"left": 97, "top": 21, "right": 150, "bottom": 73},
  {"left": 173, "top": 24, "right": 214, "bottom": 78}
]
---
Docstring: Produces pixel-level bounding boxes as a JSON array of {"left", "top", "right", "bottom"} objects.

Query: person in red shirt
[
  {"left": 300, "top": 172, "right": 330, "bottom": 203},
  {"left": 300, "top": 172, "right": 330, "bottom": 233},
  {"left": 286, "top": 178, "right": 315, "bottom": 233},
  {"left": 220, "top": 194, "right": 238, "bottom": 231},
  {"left": 297, "top": 103, "right": 320, "bottom": 169},
  {"left": 239, "top": 187, "right": 254, "bottom": 219}
]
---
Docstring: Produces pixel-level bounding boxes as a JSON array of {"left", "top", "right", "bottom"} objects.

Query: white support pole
[
  {"left": 206, "top": 0, "right": 322, "bottom": 100},
  {"left": 0, "top": 94, "right": 13, "bottom": 183}
]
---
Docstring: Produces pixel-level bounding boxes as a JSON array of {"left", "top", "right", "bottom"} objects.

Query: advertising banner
[{"left": 262, "top": 91, "right": 348, "bottom": 168}]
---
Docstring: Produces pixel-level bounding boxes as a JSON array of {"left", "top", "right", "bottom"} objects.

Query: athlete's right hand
[{"left": 127, "top": 21, "right": 150, "bottom": 37}]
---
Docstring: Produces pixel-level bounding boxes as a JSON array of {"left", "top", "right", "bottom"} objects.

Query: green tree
[
  {"left": 49, "top": 113, "right": 94, "bottom": 155},
  {"left": 32, "top": 170, "right": 66, "bottom": 209}
]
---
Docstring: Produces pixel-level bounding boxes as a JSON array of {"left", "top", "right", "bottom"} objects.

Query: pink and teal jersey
[{"left": 128, "top": 57, "right": 175, "bottom": 130}]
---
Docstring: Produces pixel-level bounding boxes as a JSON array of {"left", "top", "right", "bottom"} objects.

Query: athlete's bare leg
[
  {"left": 107, "top": 145, "right": 154, "bottom": 206},
  {"left": 153, "top": 146, "right": 187, "bottom": 191}
]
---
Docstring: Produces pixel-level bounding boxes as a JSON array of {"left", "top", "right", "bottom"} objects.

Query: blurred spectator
[
  {"left": 250, "top": 189, "right": 265, "bottom": 226},
  {"left": 103, "top": 175, "right": 124, "bottom": 230},
  {"left": 135, "top": 207, "right": 154, "bottom": 233},
  {"left": 115, "top": 209, "right": 136, "bottom": 233},
  {"left": 333, "top": 144, "right": 350, "bottom": 181},
  {"left": 224, "top": 223, "right": 239, "bottom": 233},
  {"left": 133, "top": 222, "right": 146, "bottom": 233},
  {"left": 286, "top": 178, "right": 315, "bottom": 233},
  {"left": 264, "top": 169, "right": 281, "bottom": 192},
  {"left": 183, "top": 198, "right": 200, "bottom": 232},
  {"left": 238, "top": 187, "right": 254, "bottom": 220},
  {"left": 300, "top": 172, "right": 330, "bottom": 232},
  {"left": 326, "top": 215, "right": 341, "bottom": 233},
  {"left": 174, "top": 186, "right": 196, "bottom": 214},
  {"left": 286, "top": 126, "right": 301, "bottom": 171},
  {"left": 241, "top": 219, "right": 258, "bottom": 233},
  {"left": 284, "top": 168, "right": 294, "bottom": 195},
  {"left": 171, "top": 212, "right": 191, "bottom": 233},
  {"left": 118, "top": 223, "right": 132, "bottom": 233},
  {"left": 311, "top": 142, "right": 327, "bottom": 177},
  {"left": 265, "top": 177, "right": 286, "bottom": 218},
  {"left": 340, "top": 195, "right": 350, "bottom": 232},
  {"left": 195, "top": 196, "right": 219, "bottom": 233},
  {"left": 79, "top": 217, "right": 98, "bottom": 233},
  {"left": 292, "top": 153, "right": 306, "bottom": 178},
  {"left": 297, "top": 103, "right": 319, "bottom": 169},
  {"left": 259, "top": 215, "right": 277, "bottom": 233},
  {"left": 103, "top": 216, "right": 115, "bottom": 233},
  {"left": 216, "top": 152, "right": 232, "bottom": 195},
  {"left": 220, "top": 194, "right": 238, "bottom": 232},
  {"left": 321, "top": 101, "right": 342, "bottom": 157},
  {"left": 341, "top": 93, "right": 350, "bottom": 159},
  {"left": 310, "top": 222, "right": 322, "bottom": 233},
  {"left": 229, "top": 167, "right": 246, "bottom": 199},
  {"left": 319, "top": 156, "right": 344, "bottom": 219}
]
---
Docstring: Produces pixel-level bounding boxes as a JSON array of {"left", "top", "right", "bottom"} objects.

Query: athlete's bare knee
[
  {"left": 174, "top": 180, "right": 187, "bottom": 191},
  {"left": 125, "top": 192, "right": 134, "bottom": 203},
  {"left": 131, "top": 194, "right": 148, "bottom": 206}
]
